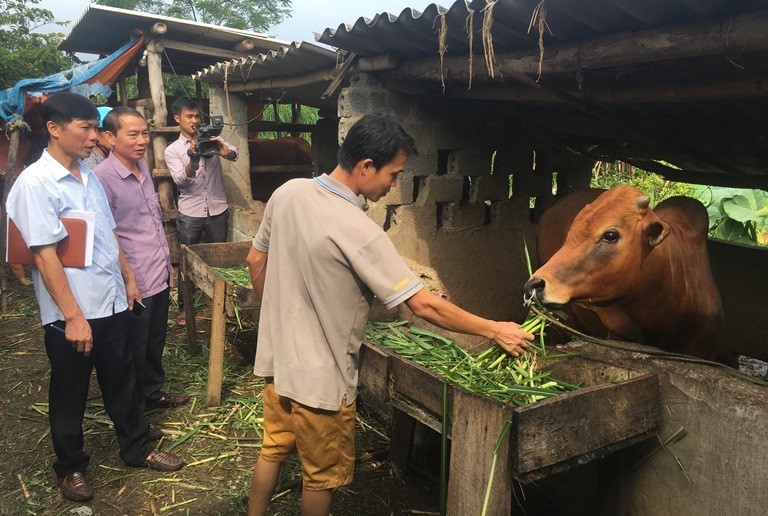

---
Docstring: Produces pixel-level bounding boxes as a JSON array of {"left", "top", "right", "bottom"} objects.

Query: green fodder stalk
[{"left": 366, "top": 318, "right": 577, "bottom": 407}]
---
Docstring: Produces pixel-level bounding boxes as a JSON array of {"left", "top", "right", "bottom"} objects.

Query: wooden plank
[
  {"left": 359, "top": 342, "right": 391, "bottom": 403},
  {"left": 511, "top": 372, "right": 660, "bottom": 475},
  {"left": 162, "top": 39, "right": 249, "bottom": 61},
  {"left": 447, "top": 388, "right": 514, "bottom": 516},
  {"left": 390, "top": 354, "right": 444, "bottom": 415},
  {"left": 250, "top": 165, "right": 315, "bottom": 174},
  {"left": 205, "top": 275, "right": 226, "bottom": 407},
  {"left": 180, "top": 247, "right": 199, "bottom": 355},
  {"left": 390, "top": 395, "right": 442, "bottom": 435},
  {"left": 247, "top": 121, "right": 315, "bottom": 133},
  {"left": 187, "top": 242, "right": 252, "bottom": 268},
  {"left": 149, "top": 126, "right": 181, "bottom": 134}
]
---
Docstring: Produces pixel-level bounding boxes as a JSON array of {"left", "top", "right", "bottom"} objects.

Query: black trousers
[
  {"left": 128, "top": 288, "right": 170, "bottom": 406},
  {"left": 44, "top": 311, "right": 151, "bottom": 476},
  {"left": 176, "top": 209, "right": 229, "bottom": 309}
]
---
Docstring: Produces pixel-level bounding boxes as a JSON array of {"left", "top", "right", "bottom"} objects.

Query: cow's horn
[{"left": 636, "top": 195, "right": 650, "bottom": 210}]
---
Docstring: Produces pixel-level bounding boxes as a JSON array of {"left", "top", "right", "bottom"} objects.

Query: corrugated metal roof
[
  {"left": 192, "top": 41, "right": 340, "bottom": 109},
  {"left": 316, "top": 0, "right": 768, "bottom": 58},
  {"left": 310, "top": 0, "right": 768, "bottom": 183},
  {"left": 59, "top": 4, "right": 288, "bottom": 75}
]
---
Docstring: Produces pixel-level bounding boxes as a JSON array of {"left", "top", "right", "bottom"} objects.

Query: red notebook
[{"left": 6, "top": 217, "right": 88, "bottom": 267}]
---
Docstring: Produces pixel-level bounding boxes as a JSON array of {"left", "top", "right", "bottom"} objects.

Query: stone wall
[{"left": 338, "top": 73, "right": 592, "bottom": 323}]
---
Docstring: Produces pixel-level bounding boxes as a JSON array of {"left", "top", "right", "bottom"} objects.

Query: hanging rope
[
  {"left": 527, "top": 0, "right": 553, "bottom": 81},
  {"left": 481, "top": 0, "right": 498, "bottom": 79},
  {"left": 437, "top": 11, "right": 449, "bottom": 93}
]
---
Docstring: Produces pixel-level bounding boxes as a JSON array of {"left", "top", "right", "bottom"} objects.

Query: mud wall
[{"left": 338, "top": 73, "right": 593, "bottom": 324}]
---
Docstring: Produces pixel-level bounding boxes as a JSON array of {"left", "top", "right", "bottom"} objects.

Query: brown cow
[
  {"left": 249, "top": 136, "right": 313, "bottom": 201},
  {"left": 524, "top": 185, "right": 724, "bottom": 359},
  {"left": 249, "top": 136, "right": 312, "bottom": 166}
]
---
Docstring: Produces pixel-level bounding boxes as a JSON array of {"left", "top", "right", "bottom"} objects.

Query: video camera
[{"left": 193, "top": 116, "right": 224, "bottom": 157}]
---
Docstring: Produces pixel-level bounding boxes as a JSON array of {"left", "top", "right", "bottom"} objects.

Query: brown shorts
[{"left": 259, "top": 379, "right": 356, "bottom": 490}]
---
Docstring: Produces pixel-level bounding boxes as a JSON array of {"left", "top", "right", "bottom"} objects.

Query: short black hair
[
  {"left": 337, "top": 111, "right": 418, "bottom": 171},
  {"left": 41, "top": 93, "right": 99, "bottom": 141},
  {"left": 171, "top": 97, "right": 199, "bottom": 116},
  {"left": 103, "top": 106, "right": 145, "bottom": 134}
]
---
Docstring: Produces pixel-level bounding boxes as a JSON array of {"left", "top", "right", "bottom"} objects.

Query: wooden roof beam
[
  {"left": 424, "top": 75, "right": 768, "bottom": 103},
  {"left": 161, "top": 39, "right": 252, "bottom": 61},
  {"left": 225, "top": 54, "right": 400, "bottom": 92},
  {"left": 386, "top": 9, "right": 768, "bottom": 82}
]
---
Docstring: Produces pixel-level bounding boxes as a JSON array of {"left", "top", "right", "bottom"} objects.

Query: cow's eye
[{"left": 601, "top": 230, "right": 620, "bottom": 243}]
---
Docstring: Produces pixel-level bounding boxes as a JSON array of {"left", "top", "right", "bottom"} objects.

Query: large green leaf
[
  {"left": 722, "top": 193, "right": 768, "bottom": 226},
  {"left": 712, "top": 219, "right": 757, "bottom": 244}
]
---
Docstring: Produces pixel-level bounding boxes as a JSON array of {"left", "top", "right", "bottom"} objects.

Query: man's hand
[
  {"left": 65, "top": 314, "right": 94, "bottom": 356},
  {"left": 212, "top": 136, "right": 236, "bottom": 160},
  {"left": 125, "top": 277, "right": 142, "bottom": 310},
  {"left": 488, "top": 321, "right": 534, "bottom": 357}
]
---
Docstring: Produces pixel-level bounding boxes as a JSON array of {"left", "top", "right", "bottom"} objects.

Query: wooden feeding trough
[
  {"left": 359, "top": 339, "right": 661, "bottom": 515},
  {"left": 180, "top": 241, "right": 259, "bottom": 407}
]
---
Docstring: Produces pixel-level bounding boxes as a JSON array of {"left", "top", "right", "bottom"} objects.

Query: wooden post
[
  {"left": 447, "top": 390, "right": 515, "bottom": 516},
  {"left": 205, "top": 275, "right": 226, "bottom": 407},
  {"left": 291, "top": 103, "right": 301, "bottom": 137},
  {"left": 195, "top": 80, "right": 203, "bottom": 110},
  {"left": 1, "top": 128, "right": 22, "bottom": 313},
  {"left": 180, "top": 247, "right": 199, "bottom": 355},
  {"left": 119, "top": 75, "right": 128, "bottom": 107},
  {"left": 146, "top": 39, "right": 174, "bottom": 215},
  {"left": 272, "top": 100, "right": 281, "bottom": 138}
]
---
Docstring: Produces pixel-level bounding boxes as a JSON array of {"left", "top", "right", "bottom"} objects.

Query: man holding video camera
[{"left": 165, "top": 97, "right": 238, "bottom": 326}]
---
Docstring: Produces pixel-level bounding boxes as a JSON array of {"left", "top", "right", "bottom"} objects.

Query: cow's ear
[{"left": 643, "top": 217, "right": 669, "bottom": 247}]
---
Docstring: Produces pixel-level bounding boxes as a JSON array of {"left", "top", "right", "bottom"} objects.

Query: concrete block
[
  {"left": 417, "top": 175, "right": 463, "bottom": 204},
  {"left": 448, "top": 149, "right": 493, "bottom": 176},
  {"left": 470, "top": 174, "right": 511, "bottom": 203},
  {"left": 364, "top": 201, "right": 388, "bottom": 228},
  {"left": 381, "top": 172, "right": 415, "bottom": 205},
  {"left": 442, "top": 203, "right": 487, "bottom": 231}
]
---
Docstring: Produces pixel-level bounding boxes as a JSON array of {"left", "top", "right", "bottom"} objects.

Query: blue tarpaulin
[{"left": 0, "top": 38, "right": 142, "bottom": 124}]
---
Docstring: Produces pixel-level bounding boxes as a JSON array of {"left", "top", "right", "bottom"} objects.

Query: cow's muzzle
[{"left": 523, "top": 277, "right": 565, "bottom": 309}]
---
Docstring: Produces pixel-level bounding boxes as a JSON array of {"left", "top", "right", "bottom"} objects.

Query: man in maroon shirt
[{"left": 94, "top": 107, "right": 189, "bottom": 438}]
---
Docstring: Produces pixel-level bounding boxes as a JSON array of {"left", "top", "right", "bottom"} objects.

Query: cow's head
[{"left": 524, "top": 185, "right": 670, "bottom": 308}]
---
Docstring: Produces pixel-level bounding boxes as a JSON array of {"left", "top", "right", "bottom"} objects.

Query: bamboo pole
[
  {"left": 1, "top": 128, "right": 22, "bottom": 312},
  {"left": 205, "top": 275, "right": 226, "bottom": 407}
]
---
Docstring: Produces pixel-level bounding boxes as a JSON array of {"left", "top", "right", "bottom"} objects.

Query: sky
[{"left": 37, "top": 0, "right": 430, "bottom": 51}]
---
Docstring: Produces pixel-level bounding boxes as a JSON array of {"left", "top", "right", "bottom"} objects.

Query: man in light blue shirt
[{"left": 6, "top": 93, "right": 183, "bottom": 502}]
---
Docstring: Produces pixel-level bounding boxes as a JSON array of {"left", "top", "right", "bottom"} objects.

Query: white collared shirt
[{"left": 7, "top": 150, "right": 128, "bottom": 325}]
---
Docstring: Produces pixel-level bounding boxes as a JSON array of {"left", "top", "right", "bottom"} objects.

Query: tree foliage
[
  {"left": 590, "top": 161, "right": 768, "bottom": 246},
  {"left": 96, "top": 0, "right": 292, "bottom": 33},
  {"left": 590, "top": 161, "right": 695, "bottom": 207},
  {"left": 0, "top": 0, "right": 72, "bottom": 90}
]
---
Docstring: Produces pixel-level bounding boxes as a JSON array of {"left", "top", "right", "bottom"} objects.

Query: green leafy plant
[{"left": 692, "top": 186, "right": 768, "bottom": 246}]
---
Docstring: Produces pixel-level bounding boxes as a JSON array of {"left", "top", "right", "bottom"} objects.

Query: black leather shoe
[
  {"left": 146, "top": 392, "right": 190, "bottom": 409},
  {"left": 148, "top": 421, "right": 164, "bottom": 440},
  {"left": 57, "top": 472, "right": 93, "bottom": 501}
]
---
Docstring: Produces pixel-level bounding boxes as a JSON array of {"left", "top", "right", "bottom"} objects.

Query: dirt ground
[{"left": 0, "top": 274, "right": 440, "bottom": 515}]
